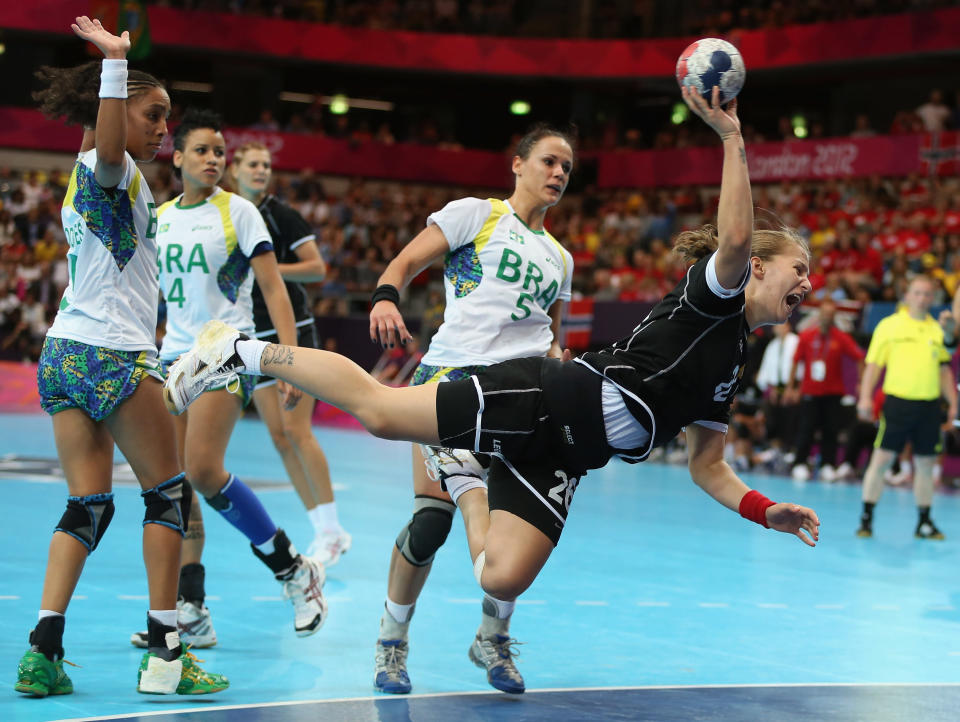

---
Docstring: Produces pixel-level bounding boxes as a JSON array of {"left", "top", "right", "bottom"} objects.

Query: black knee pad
[
  {"left": 142, "top": 473, "right": 192, "bottom": 536},
  {"left": 395, "top": 495, "right": 455, "bottom": 567},
  {"left": 56, "top": 492, "right": 115, "bottom": 553}
]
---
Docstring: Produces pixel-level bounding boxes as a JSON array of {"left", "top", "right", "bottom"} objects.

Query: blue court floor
[{"left": 2, "top": 411, "right": 960, "bottom": 722}]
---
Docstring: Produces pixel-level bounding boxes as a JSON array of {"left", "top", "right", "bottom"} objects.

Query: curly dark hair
[
  {"left": 33, "top": 60, "right": 163, "bottom": 128},
  {"left": 173, "top": 107, "right": 224, "bottom": 153},
  {"left": 171, "top": 107, "right": 225, "bottom": 179}
]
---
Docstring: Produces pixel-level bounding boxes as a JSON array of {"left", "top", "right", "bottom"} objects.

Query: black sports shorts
[
  {"left": 875, "top": 395, "right": 942, "bottom": 456},
  {"left": 435, "top": 357, "right": 616, "bottom": 545}
]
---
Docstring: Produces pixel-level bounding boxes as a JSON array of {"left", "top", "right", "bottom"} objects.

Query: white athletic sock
[
  {"left": 480, "top": 594, "right": 514, "bottom": 637},
  {"left": 235, "top": 338, "right": 268, "bottom": 376},
  {"left": 148, "top": 609, "right": 178, "bottom": 628},
  {"left": 38, "top": 610, "right": 63, "bottom": 621},
  {"left": 384, "top": 598, "right": 415, "bottom": 624},
  {"left": 309, "top": 502, "right": 340, "bottom": 534}
]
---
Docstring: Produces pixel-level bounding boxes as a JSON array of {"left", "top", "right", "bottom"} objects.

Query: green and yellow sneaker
[
  {"left": 137, "top": 644, "right": 228, "bottom": 695},
  {"left": 14, "top": 650, "right": 74, "bottom": 697}
]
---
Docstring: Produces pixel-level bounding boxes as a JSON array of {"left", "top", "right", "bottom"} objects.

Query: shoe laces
[
  {"left": 376, "top": 641, "right": 408, "bottom": 677},
  {"left": 481, "top": 636, "right": 523, "bottom": 672},
  {"left": 180, "top": 648, "right": 216, "bottom": 682}
]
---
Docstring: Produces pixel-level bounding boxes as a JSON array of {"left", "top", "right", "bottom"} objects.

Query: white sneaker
[
  {"left": 468, "top": 633, "right": 525, "bottom": 694},
  {"left": 820, "top": 465, "right": 837, "bottom": 483},
  {"left": 129, "top": 600, "right": 217, "bottom": 649},
  {"left": 163, "top": 320, "right": 247, "bottom": 415},
  {"left": 791, "top": 464, "right": 811, "bottom": 481},
  {"left": 307, "top": 528, "right": 353, "bottom": 567},
  {"left": 835, "top": 462, "right": 854, "bottom": 479},
  {"left": 885, "top": 460, "right": 913, "bottom": 486},
  {"left": 283, "top": 556, "right": 328, "bottom": 637}
]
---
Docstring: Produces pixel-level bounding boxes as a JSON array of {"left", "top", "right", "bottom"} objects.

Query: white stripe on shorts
[
  {"left": 471, "top": 375, "right": 484, "bottom": 451},
  {"left": 500, "top": 456, "right": 566, "bottom": 527}
]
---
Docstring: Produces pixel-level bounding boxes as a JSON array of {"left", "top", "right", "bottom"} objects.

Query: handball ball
[{"left": 676, "top": 38, "right": 745, "bottom": 105}]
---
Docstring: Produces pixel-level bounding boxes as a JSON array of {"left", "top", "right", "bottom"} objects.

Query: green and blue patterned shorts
[
  {"left": 38, "top": 337, "right": 163, "bottom": 420},
  {"left": 410, "top": 362, "right": 487, "bottom": 387}
]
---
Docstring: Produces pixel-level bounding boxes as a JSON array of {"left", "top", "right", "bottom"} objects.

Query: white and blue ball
[{"left": 675, "top": 38, "right": 746, "bottom": 104}]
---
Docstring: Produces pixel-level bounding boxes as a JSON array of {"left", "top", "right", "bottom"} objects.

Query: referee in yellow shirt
[{"left": 856, "top": 276, "right": 957, "bottom": 539}]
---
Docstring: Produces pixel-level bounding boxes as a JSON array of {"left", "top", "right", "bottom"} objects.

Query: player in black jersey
[
  {"left": 231, "top": 142, "right": 352, "bottom": 566},
  {"left": 166, "top": 87, "right": 820, "bottom": 661}
]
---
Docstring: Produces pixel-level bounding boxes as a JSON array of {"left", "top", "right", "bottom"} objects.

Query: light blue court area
[{"left": 2, "top": 411, "right": 960, "bottom": 722}]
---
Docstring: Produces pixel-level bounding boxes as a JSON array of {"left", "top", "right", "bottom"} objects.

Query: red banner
[
  {"left": 0, "top": 107, "right": 514, "bottom": 187},
  {"left": 3, "top": 1, "right": 960, "bottom": 78},
  {"left": 598, "top": 134, "right": 932, "bottom": 188},
  {"left": 0, "top": 107, "right": 952, "bottom": 188}
]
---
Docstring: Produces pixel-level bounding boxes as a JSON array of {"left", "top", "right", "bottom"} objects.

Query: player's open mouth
[{"left": 786, "top": 293, "right": 802, "bottom": 309}]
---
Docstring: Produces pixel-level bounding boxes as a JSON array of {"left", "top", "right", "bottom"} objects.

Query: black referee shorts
[
  {"left": 875, "top": 395, "right": 942, "bottom": 456},
  {"left": 435, "top": 357, "right": 613, "bottom": 545}
]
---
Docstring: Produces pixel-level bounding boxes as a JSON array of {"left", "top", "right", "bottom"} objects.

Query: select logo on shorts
[
  {"left": 492, "top": 439, "right": 502, "bottom": 454},
  {"left": 562, "top": 425, "right": 574, "bottom": 445}
]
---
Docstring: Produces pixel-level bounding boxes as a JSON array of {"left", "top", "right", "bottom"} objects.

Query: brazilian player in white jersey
[
  {"left": 166, "top": 87, "right": 821, "bottom": 688},
  {"left": 368, "top": 124, "right": 574, "bottom": 695},
  {"left": 149, "top": 109, "right": 326, "bottom": 645},
  {"left": 17, "top": 17, "right": 226, "bottom": 698},
  {"left": 230, "top": 142, "right": 351, "bottom": 567}
]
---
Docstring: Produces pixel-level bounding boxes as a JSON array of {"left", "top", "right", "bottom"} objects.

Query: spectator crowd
[{"left": 3, "top": 134, "right": 960, "bottom": 491}]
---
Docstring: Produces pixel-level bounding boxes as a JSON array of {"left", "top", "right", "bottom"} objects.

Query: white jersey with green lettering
[
  {"left": 156, "top": 187, "right": 272, "bottom": 360},
  {"left": 47, "top": 149, "right": 160, "bottom": 351},
  {"left": 421, "top": 197, "right": 573, "bottom": 367}
]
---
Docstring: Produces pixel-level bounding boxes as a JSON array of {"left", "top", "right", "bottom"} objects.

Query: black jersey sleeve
[
  {"left": 684, "top": 253, "right": 749, "bottom": 316},
  {"left": 274, "top": 203, "right": 315, "bottom": 252}
]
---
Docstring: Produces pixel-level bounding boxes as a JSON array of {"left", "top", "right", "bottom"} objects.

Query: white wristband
[{"left": 99, "top": 59, "right": 128, "bottom": 99}]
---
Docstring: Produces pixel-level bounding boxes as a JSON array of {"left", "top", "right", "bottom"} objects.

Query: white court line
[
  {"left": 699, "top": 602, "right": 729, "bottom": 608},
  {"left": 815, "top": 604, "right": 845, "bottom": 609},
  {"left": 72, "top": 595, "right": 87, "bottom": 600},
  {"left": 446, "top": 598, "right": 482, "bottom": 604},
  {"left": 756, "top": 603, "right": 788, "bottom": 609},
  {"left": 0, "top": 595, "right": 19, "bottom": 600},
  {"left": 575, "top": 600, "right": 609, "bottom": 606},
  {"left": 252, "top": 596, "right": 284, "bottom": 602},
  {"left": 117, "top": 595, "right": 147, "bottom": 600},
  {"left": 48, "top": 681, "right": 960, "bottom": 721},
  {"left": 872, "top": 604, "right": 901, "bottom": 611},
  {"left": 637, "top": 601, "right": 670, "bottom": 607},
  {"left": 516, "top": 599, "right": 546, "bottom": 605},
  {"left": 928, "top": 605, "right": 955, "bottom": 611}
]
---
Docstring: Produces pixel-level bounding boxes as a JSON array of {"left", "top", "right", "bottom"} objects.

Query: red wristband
[{"left": 739, "top": 489, "right": 775, "bottom": 528}]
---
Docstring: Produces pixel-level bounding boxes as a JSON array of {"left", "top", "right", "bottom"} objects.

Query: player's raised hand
[
  {"left": 71, "top": 16, "right": 130, "bottom": 59},
  {"left": 682, "top": 84, "right": 741, "bottom": 140}
]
